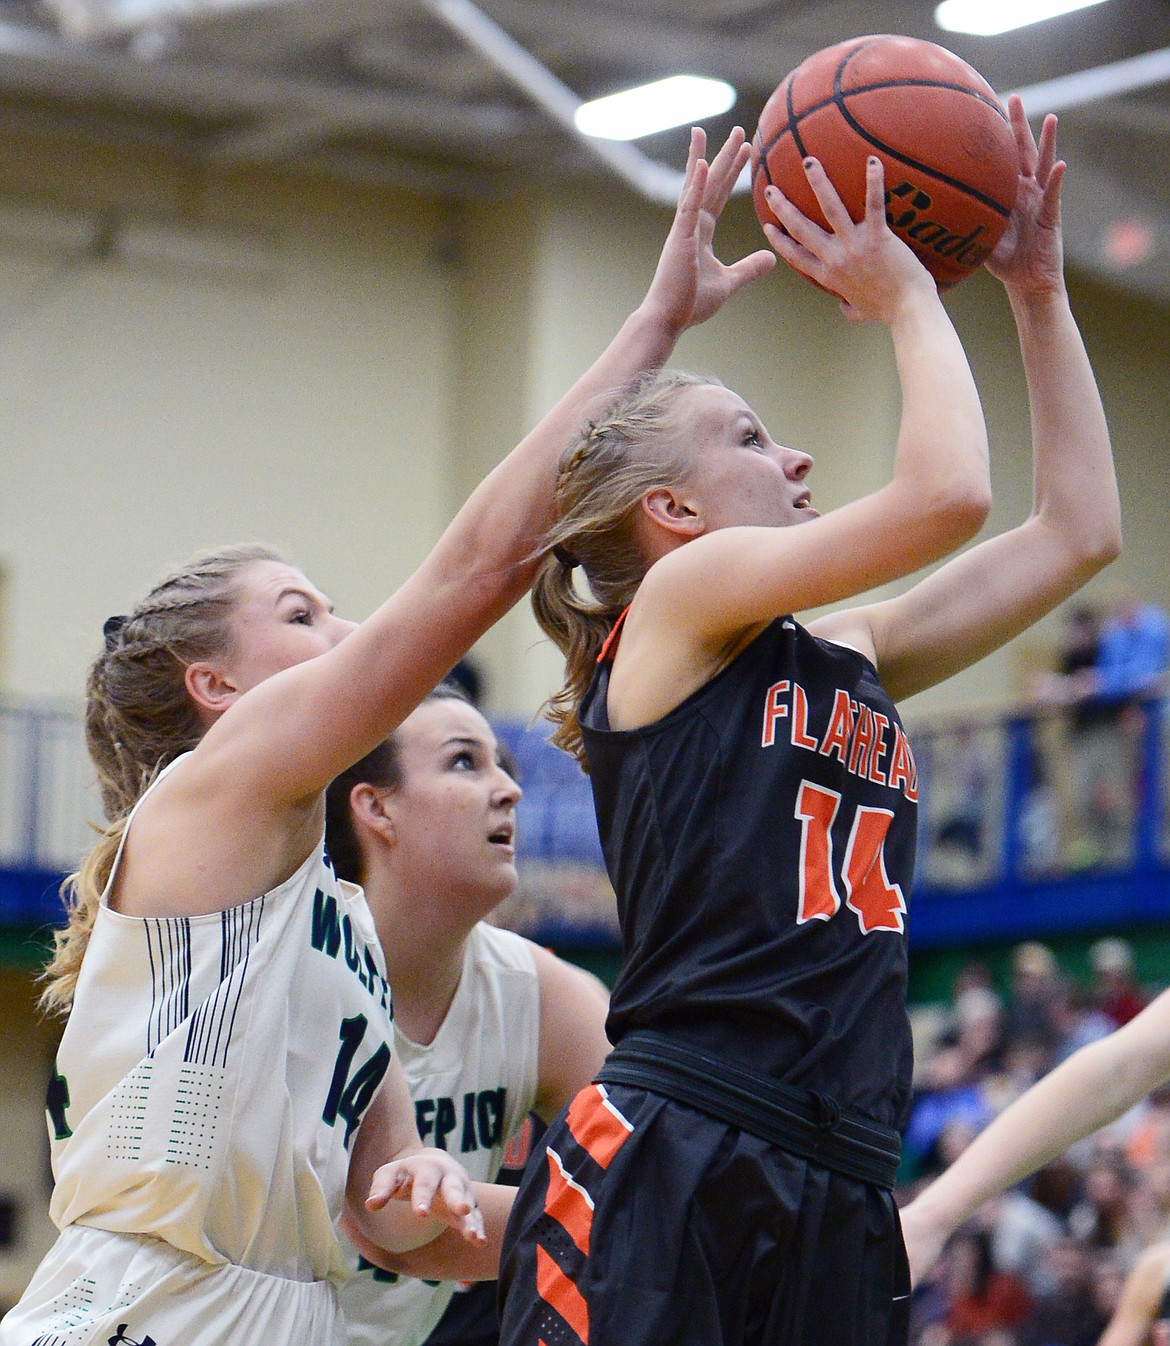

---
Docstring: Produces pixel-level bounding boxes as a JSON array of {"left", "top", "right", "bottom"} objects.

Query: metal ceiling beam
[
  {"left": 42, "top": 0, "right": 293, "bottom": 43},
  {"left": 0, "top": 19, "right": 532, "bottom": 144},
  {"left": 419, "top": 0, "right": 686, "bottom": 205},
  {"left": 1009, "top": 45, "right": 1170, "bottom": 116}
]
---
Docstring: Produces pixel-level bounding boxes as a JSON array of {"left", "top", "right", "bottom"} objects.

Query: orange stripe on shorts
[
  {"left": 537, "top": 1243, "right": 589, "bottom": 1344},
  {"left": 565, "top": 1084, "right": 632, "bottom": 1170},
  {"left": 544, "top": 1147, "right": 594, "bottom": 1256}
]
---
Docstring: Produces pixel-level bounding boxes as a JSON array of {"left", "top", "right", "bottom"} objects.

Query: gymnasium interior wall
[{"left": 0, "top": 126, "right": 1167, "bottom": 1304}]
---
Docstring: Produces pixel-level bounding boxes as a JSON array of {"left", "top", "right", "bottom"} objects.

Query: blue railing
[
  {"left": 2, "top": 694, "right": 1168, "bottom": 948},
  {"left": 0, "top": 699, "right": 102, "bottom": 927},
  {"left": 910, "top": 695, "right": 1170, "bottom": 948}
]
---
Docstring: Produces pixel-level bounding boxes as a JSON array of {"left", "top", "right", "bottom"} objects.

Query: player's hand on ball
[
  {"left": 985, "top": 96, "right": 1066, "bottom": 296},
  {"left": 366, "top": 1148, "right": 487, "bottom": 1244},
  {"left": 763, "top": 155, "right": 934, "bottom": 324}
]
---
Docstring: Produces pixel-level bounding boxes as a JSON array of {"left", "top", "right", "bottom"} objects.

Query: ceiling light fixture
[
  {"left": 574, "top": 76, "right": 736, "bottom": 141},
  {"left": 935, "top": 0, "right": 1109, "bottom": 37}
]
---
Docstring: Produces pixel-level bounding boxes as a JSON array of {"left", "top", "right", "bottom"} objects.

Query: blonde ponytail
[
  {"left": 39, "top": 823, "right": 124, "bottom": 1017},
  {"left": 531, "top": 554, "right": 622, "bottom": 762},
  {"left": 532, "top": 370, "right": 719, "bottom": 764}
]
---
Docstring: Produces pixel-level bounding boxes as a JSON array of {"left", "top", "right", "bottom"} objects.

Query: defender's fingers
[
  {"left": 407, "top": 1167, "right": 440, "bottom": 1216},
  {"left": 724, "top": 249, "right": 779, "bottom": 291},
  {"left": 674, "top": 152, "right": 710, "bottom": 226},
  {"left": 705, "top": 126, "right": 748, "bottom": 200},
  {"left": 365, "top": 1165, "right": 410, "bottom": 1210},
  {"left": 461, "top": 1207, "right": 487, "bottom": 1244},
  {"left": 438, "top": 1170, "right": 476, "bottom": 1216}
]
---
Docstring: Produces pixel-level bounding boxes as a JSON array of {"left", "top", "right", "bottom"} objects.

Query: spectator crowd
[{"left": 903, "top": 938, "right": 1170, "bottom": 1346}]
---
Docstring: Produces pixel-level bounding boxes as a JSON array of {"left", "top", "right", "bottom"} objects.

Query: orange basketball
[{"left": 751, "top": 34, "right": 1019, "bottom": 291}]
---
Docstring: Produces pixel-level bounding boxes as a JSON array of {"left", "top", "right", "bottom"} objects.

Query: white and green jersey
[
  {"left": 2, "top": 755, "right": 393, "bottom": 1345},
  {"left": 340, "top": 921, "right": 541, "bottom": 1346}
]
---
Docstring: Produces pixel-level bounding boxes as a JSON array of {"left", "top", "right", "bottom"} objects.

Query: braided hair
[
  {"left": 531, "top": 369, "right": 719, "bottom": 764},
  {"left": 41, "top": 543, "right": 286, "bottom": 1015}
]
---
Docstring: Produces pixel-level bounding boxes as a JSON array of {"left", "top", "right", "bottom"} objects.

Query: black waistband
[{"left": 596, "top": 1029, "right": 901, "bottom": 1190}]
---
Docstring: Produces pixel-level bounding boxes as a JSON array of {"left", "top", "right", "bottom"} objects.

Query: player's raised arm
[
  {"left": 818, "top": 100, "right": 1120, "bottom": 699},
  {"left": 197, "top": 127, "right": 776, "bottom": 810},
  {"left": 611, "top": 154, "right": 991, "bottom": 670}
]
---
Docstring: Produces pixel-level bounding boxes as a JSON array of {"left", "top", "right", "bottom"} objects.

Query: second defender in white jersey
[
  {"left": 343, "top": 924, "right": 539, "bottom": 1346},
  {"left": 324, "top": 684, "right": 611, "bottom": 1346}
]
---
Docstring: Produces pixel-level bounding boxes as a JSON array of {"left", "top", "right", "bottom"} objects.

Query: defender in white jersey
[
  {"left": 3, "top": 758, "right": 393, "bottom": 1344},
  {"left": 7, "top": 131, "right": 769, "bottom": 1346},
  {"left": 323, "top": 686, "right": 611, "bottom": 1346}
]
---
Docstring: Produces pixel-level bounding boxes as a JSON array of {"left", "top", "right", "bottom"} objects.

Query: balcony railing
[{"left": 2, "top": 694, "right": 1167, "bottom": 948}]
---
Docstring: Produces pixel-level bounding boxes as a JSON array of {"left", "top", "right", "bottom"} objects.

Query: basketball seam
[
  {"left": 755, "top": 90, "right": 1013, "bottom": 217},
  {"left": 754, "top": 45, "right": 1014, "bottom": 217}
]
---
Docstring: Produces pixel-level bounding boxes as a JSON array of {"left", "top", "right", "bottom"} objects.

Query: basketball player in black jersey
[{"left": 495, "top": 97, "right": 1119, "bottom": 1346}]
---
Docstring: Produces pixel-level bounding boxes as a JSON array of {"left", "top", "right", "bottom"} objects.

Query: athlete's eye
[
  {"left": 450, "top": 750, "right": 476, "bottom": 770},
  {"left": 290, "top": 609, "right": 313, "bottom": 625},
  {"left": 744, "top": 428, "right": 764, "bottom": 449}
]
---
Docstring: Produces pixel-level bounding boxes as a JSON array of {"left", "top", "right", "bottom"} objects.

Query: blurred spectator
[
  {"left": 1030, "top": 1159, "right": 1084, "bottom": 1228},
  {"left": 986, "top": 1033, "right": 1058, "bottom": 1113},
  {"left": 931, "top": 723, "right": 995, "bottom": 883},
  {"left": 899, "top": 933, "right": 1170, "bottom": 1346},
  {"left": 907, "top": 988, "right": 1008, "bottom": 1180},
  {"left": 929, "top": 967, "right": 1000, "bottom": 1056},
  {"left": 1088, "top": 1254, "right": 1127, "bottom": 1341},
  {"left": 1119, "top": 1139, "right": 1170, "bottom": 1251},
  {"left": 900, "top": 938, "right": 1170, "bottom": 1346},
  {"left": 1050, "top": 978, "right": 1115, "bottom": 1065},
  {"left": 954, "top": 962, "right": 997, "bottom": 998},
  {"left": 1004, "top": 943, "right": 1063, "bottom": 1054},
  {"left": 1018, "top": 1238, "right": 1110, "bottom": 1346},
  {"left": 1018, "top": 750, "right": 1062, "bottom": 878},
  {"left": 928, "top": 985, "right": 1009, "bottom": 1081},
  {"left": 1090, "top": 938, "right": 1148, "bottom": 1028},
  {"left": 984, "top": 1187, "right": 1068, "bottom": 1296},
  {"left": 1124, "top": 1086, "right": 1170, "bottom": 1175},
  {"left": 1069, "top": 593, "right": 1168, "bottom": 867},
  {"left": 1036, "top": 604, "right": 1104, "bottom": 717},
  {"left": 926, "top": 1226, "right": 1033, "bottom": 1346},
  {"left": 1067, "top": 1150, "right": 1142, "bottom": 1258},
  {"left": 1097, "top": 1239, "right": 1170, "bottom": 1346},
  {"left": 1093, "top": 593, "right": 1170, "bottom": 708},
  {"left": 906, "top": 1086, "right": 999, "bottom": 1185}
]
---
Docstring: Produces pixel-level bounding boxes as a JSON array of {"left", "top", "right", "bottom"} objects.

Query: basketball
[{"left": 751, "top": 34, "right": 1020, "bottom": 291}]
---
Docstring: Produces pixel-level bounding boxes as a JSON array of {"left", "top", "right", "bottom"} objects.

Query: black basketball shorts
[{"left": 496, "top": 1082, "right": 910, "bottom": 1346}]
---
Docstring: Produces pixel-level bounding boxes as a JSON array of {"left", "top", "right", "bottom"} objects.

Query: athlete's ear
[
  {"left": 349, "top": 782, "right": 397, "bottom": 848},
  {"left": 184, "top": 662, "right": 241, "bottom": 717},
  {"left": 640, "top": 487, "right": 705, "bottom": 538}
]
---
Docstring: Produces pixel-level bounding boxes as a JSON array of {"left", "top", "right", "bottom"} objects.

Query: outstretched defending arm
[
  {"left": 900, "top": 984, "right": 1170, "bottom": 1285},
  {"left": 206, "top": 128, "right": 777, "bottom": 807}
]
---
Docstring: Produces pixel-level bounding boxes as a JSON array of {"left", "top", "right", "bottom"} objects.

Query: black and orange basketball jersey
[{"left": 580, "top": 616, "right": 919, "bottom": 1130}]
